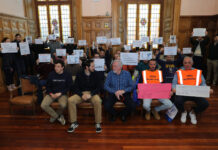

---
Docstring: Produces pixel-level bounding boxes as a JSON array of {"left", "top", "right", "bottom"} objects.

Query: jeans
[{"left": 143, "top": 99, "right": 173, "bottom": 112}]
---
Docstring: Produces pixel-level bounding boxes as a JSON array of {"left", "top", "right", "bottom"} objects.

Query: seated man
[
  {"left": 41, "top": 60, "right": 72, "bottom": 125},
  {"left": 139, "top": 59, "right": 173, "bottom": 120},
  {"left": 172, "top": 56, "right": 213, "bottom": 124},
  {"left": 104, "top": 60, "right": 136, "bottom": 122},
  {"left": 67, "top": 60, "right": 102, "bottom": 133}
]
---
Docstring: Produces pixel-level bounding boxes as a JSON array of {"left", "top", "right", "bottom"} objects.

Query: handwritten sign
[
  {"left": 133, "top": 40, "right": 143, "bottom": 48},
  {"left": 66, "top": 38, "right": 74, "bottom": 44},
  {"left": 56, "top": 49, "right": 66, "bottom": 56},
  {"left": 124, "top": 45, "right": 131, "bottom": 51},
  {"left": 67, "top": 55, "right": 80, "bottom": 64},
  {"left": 153, "top": 37, "right": 163, "bottom": 45},
  {"left": 170, "top": 35, "right": 176, "bottom": 44},
  {"left": 140, "top": 51, "right": 152, "bottom": 60},
  {"left": 183, "top": 47, "right": 192, "bottom": 54},
  {"left": 120, "top": 52, "right": 138, "bottom": 65},
  {"left": 26, "top": 36, "right": 32, "bottom": 44},
  {"left": 38, "top": 54, "right": 51, "bottom": 63},
  {"left": 19, "top": 42, "right": 30, "bottom": 55},
  {"left": 78, "top": 40, "right": 87, "bottom": 46},
  {"left": 138, "top": 83, "right": 172, "bottom": 99},
  {"left": 96, "top": 36, "right": 107, "bottom": 44},
  {"left": 193, "top": 28, "right": 206, "bottom": 37},
  {"left": 176, "top": 85, "right": 210, "bottom": 98},
  {"left": 74, "top": 49, "right": 84, "bottom": 57},
  {"left": 1, "top": 43, "right": 17, "bottom": 53},
  {"left": 110, "top": 38, "right": 121, "bottom": 45},
  {"left": 164, "top": 46, "right": 177, "bottom": 56},
  {"left": 35, "top": 39, "right": 43, "bottom": 44},
  {"left": 141, "top": 36, "right": 150, "bottom": 43},
  {"left": 48, "top": 34, "right": 56, "bottom": 40},
  {"left": 94, "top": 59, "right": 105, "bottom": 71}
]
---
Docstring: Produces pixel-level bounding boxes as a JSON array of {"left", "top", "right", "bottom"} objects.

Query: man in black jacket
[
  {"left": 41, "top": 60, "right": 72, "bottom": 125},
  {"left": 67, "top": 60, "right": 102, "bottom": 133},
  {"left": 190, "top": 31, "right": 210, "bottom": 76}
]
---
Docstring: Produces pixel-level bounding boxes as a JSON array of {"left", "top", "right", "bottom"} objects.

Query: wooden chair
[{"left": 9, "top": 78, "right": 37, "bottom": 114}]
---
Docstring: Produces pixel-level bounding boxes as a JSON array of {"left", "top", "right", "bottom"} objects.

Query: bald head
[{"left": 183, "top": 56, "right": 193, "bottom": 70}]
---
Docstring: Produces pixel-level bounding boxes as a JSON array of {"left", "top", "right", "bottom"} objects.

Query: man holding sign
[
  {"left": 138, "top": 59, "right": 173, "bottom": 120},
  {"left": 172, "top": 56, "right": 213, "bottom": 124}
]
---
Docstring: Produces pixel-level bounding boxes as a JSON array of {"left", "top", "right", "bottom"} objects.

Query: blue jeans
[{"left": 143, "top": 99, "right": 173, "bottom": 112}]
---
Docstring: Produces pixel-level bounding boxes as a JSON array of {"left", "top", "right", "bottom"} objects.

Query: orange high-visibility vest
[
  {"left": 177, "top": 69, "right": 202, "bottom": 86},
  {"left": 142, "top": 70, "right": 163, "bottom": 84}
]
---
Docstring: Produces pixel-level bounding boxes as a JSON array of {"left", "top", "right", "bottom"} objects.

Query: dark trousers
[
  {"left": 174, "top": 95, "right": 209, "bottom": 113},
  {"left": 3, "top": 68, "right": 14, "bottom": 85},
  {"left": 193, "top": 56, "right": 206, "bottom": 77},
  {"left": 104, "top": 92, "right": 136, "bottom": 117}
]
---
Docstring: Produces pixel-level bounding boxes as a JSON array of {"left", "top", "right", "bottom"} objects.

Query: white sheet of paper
[
  {"left": 67, "top": 55, "right": 80, "bottom": 64},
  {"left": 66, "top": 38, "right": 74, "bottom": 44},
  {"left": 124, "top": 45, "right": 131, "bottom": 51},
  {"left": 176, "top": 85, "right": 210, "bottom": 98},
  {"left": 35, "top": 39, "right": 43, "bottom": 44},
  {"left": 110, "top": 38, "right": 121, "bottom": 45},
  {"left": 19, "top": 42, "right": 30, "bottom": 55},
  {"left": 39, "top": 54, "right": 51, "bottom": 63},
  {"left": 56, "top": 49, "right": 66, "bottom": 56},
  {"left": 164, "top": 46, "right": 177, "bottom": 56},
  {"left": 193, "top": 28, "right": 206, "bottom": 37},
  {"left": 120, "top": 53, "right": 138, "bottom": 65},
  {"left": 94, "top": 59, "right": 105, "bottom": 71},
  {"left": 133, "top": 40, "right": 143, "bottom": 48},
  {"left": 140, "top": 51, "right": 152, "bottom": 60},
  {"left": 183, "top": 47, "right": 192, "bottom": 54},
  {"left": 26, "top": 36, "right": 32, "bottom": 44},
  {"left": 96, "top": 36, "right": 107, "bottom": 44},
  {"left": 141, "top": 36, "right": 150, "bottom": 43},
  {"left": 74, "top": 49, "right": 84, "bottom": 57},
  {"left": 1, "top": 43, "right": 18, "bottom": 53},
  {"left": 78, "top": 40, "right": 87, "bottom": 46},
  {"left": 153, "top": 37, "right": 163, "bottom": 44},
  {"left": 170, "top": 35, "right": 177, "bottom": 44},
  {"left": 49, "top": 34, "right": 56, "bottom": 40}
]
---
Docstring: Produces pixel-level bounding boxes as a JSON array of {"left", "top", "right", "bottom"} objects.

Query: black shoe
[
  {"left": 109, "top": 115, "right": 116, "bottom": 122},
  {"left": 121, "top": 115, "right": 126, "bottom": 122},
  {"left": 95, "top": 123, "right": 102, "bottom": 133},
  {"left": 67, "top": 122, "right": 79, "bottom": 133}
]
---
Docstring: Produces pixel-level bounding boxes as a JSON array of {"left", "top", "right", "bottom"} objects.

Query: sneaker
[
  {"left": 96, "top": 123, "right": 102, "bottom": 133},
  {"left": 181, "top": 111, "right": 187, "bottom": 123},
  {"left": 145, "top": 111, "right": 150, "bottom": 120},
  {"left": 152, "top": 109, "right": 160, "bottom": 120},
  {"left": 67, "top": 122, "right": 79, "bottom": 133},
  {"left": 7, "top": 85, "right": 13, "bottom": 91},
  {"left": 189, "top": 110, "right": 197, "bottom": 125},
  {"left": 57, "top": 115, "right": 66, "bottom": 125},
  {"left": 11, "top": 84, "right": 17, "bottom": 89},
  {"left": 49, "top": 117, "right": 56, "bottom": 123}
]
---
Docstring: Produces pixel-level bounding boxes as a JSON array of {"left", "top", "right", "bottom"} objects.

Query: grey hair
[
  {"left": 183, "top": 56, "right": 193, "bottom": 64},
  {"left": 113, "top": 60, "right": 123, "bottom": 67}
]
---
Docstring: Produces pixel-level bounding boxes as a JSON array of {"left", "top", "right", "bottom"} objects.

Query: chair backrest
[{"left": 21, "top": 78, "right": 37, "bottom": 94}]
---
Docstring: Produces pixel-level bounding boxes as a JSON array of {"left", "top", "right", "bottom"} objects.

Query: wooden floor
[{"left": 0, "top": 86, "right": 218, "bottom": 150}]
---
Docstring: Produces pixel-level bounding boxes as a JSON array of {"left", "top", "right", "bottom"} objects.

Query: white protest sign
[
  {"left": 120, "top": 52, "right": 138, "bottom": 65},
  {"left": 67, "top": 55, "right": 80, "bottom": 64},
  {"left": 170, "top": 35, "right": 177, "bottom": 44},
  {"left": 183, "top": 47, "right": 192, "bottom": 54},
  {"left": 1, "top": 43, "right": 18, "bottom": 53},
  {"left": 66, "top": 38, "right": 74, "bottom": 44},
  {"left": 26, "top": 36, "right": 32, "bottom": 44},
  {"left": 110, "top": 38, "right": 121, "bottom": 45},
  {"left": 35, "top": 39, "right": 43, "bottom": 44},
  {"left": 96, "top": 36, "right": 107, "bottom": 44},
  {"left": 124, "top": 45, "right": 131, "bottom": 51},
  {"left": 193, "top": 28, "right": 206, "bottom": 37},
  {"left": 94, "top": 59, "right": 105, "bottom": 71},
  {"left": 140, "top": 51, "right": 152, "bottom": 60},
  {"left": 153, "top": 37, "right": 163, "bottom": 44},
  {"left": 74, "top": 49, "right": 84, "bottom": 57},
  {"left": 19, "top": 42, "right": 30, "bottom": 55},
  {"left": 78, "top": 40, "right": 87, "bottom": 46},
  {"left": 176, "top": 85, "right": 210, "bottom": 98},
  {"left": 39, "top": 54, "right": 51, "bottom": 63},
  {"left": 141, "top": 36, "right": 150, "bottom": 43},
  {"left": 56, "top": 49, "right": 66, "bottom": 56},
  {"left": 48, "top": 34, "right": 56, "bottom": 40},
  {"left": 133, "top": 40, "right": 143, "bottom": 48},
  {"left": 164, "top": 46, "right": 177, "bottom": 56}
]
